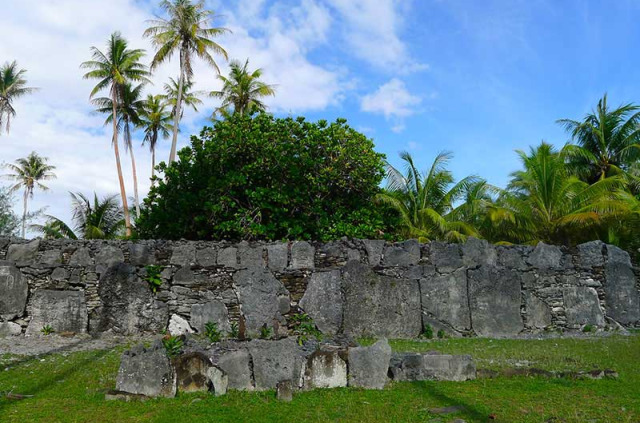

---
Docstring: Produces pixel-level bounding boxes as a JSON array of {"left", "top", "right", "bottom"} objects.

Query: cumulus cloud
[{"left": 361, "top": 78, "right": 421, "bottom": 118}]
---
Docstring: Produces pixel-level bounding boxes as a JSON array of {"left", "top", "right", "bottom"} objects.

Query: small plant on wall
[
  {"left": 290, "top": 313, "right": 322, "bottom": 346},
  {"left": 40, "top": 324, "right": 54, "bottom": 336},
  {"left": 259, "top": 324, "right": 273, "bottom": 339},
  {"left": 204, "top": 321, "right": 222, "bottom": 343},
  {"left": 144, "top": 265, "right": 163, "bottom": 293},
  {"left": 162, "top": 335, "right": 183, "bottom": 358},
  {"left": 228, "top": 322, "right": 239, "bottom": 339}
]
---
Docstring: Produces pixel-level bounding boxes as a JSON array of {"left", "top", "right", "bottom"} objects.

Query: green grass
[{"left": 1, "top": 335, "right": 639, "bottom": 422}]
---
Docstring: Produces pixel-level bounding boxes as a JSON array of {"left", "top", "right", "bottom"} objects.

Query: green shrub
[
  {"left": 204, "top": 321, "right": 222, "bottom": 343},
  {"left": 40, "top": 325, "right": 54, "bottom": 336},
  {"left": 228, "top": 322, "right": 239, "bottom": 339},
  {"left": 290, "top": 313, "right": 322, "bottom": 345},
  {"left": 421, "top": 324, "right": 434, "bottom": 339},
  {"left": 259, "top": 325, "right": 273, "bottom": 339},
  {"left": 583, "top": 324, "right": 596, "bottom": 333},
  {"left": 144, "top": 265, "right": 163, "bottom": 293},
  {"left": 162, "top": 335, "right": 183, "bottom": 358},
  {"left": 137, "top": 114, "right": 399, "bottom": 241},
  {"left": 437, "top": 329, "right": 446, "bottom": 339}
]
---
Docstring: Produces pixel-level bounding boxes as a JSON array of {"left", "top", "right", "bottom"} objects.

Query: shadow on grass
[{"left": 413, "top": 380, "right": 489, "bottom": 422}]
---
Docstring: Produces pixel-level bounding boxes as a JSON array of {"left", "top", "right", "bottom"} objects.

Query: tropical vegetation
[{"left": 0, "top": 61, "right": 37, "bottom": 134}]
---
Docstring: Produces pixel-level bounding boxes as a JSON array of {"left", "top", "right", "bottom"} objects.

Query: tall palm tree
[
  {"left": 31, "top": 192, "right": 124, "bottom": 239},
  {"left": 81, "top": 32, "right": 150, "bottom": 236},
  {"left": 0, "top": 61, "right": 38, "bottom": 135},
  {"left": 497, "top": 142, "right": 628, "bottom": 245},
  {"left": 93, "top": 83, "right": 146, "bottom": 218},
  {"left": 210, "top": 59, "right": 276, "bottom": 118},
  {"left": 139, "top": 95, "right": 173, "bottom": 182},
  {"left": 144, "top": 0, "right": 229, "bottom": 164},
  {"left": 3, "top": 152, "right": 56, "bottom": 238},
  {"left": 160, "top": 77, "right": 204, "bottom": 118},
  {"left": 376, "top": 151, "right": 480, "bottom": 242},
  {"left": 558, "top": 94, "right": 640, "bottom": 183}
]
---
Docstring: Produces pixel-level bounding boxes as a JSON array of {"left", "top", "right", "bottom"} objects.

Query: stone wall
[{"left": 0, "top": 237, "right": 638, "bottom": 338}]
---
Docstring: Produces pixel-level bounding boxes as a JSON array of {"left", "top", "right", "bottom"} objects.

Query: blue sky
[{"left": 2, "top": 0, "right": 640, "bottom": 232}]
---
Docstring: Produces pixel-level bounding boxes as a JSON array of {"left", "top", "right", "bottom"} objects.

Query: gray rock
[
  {"left": 389, "top": 353, "right": 476, "bottom": 381},
  {"left": 527, "top": 242, "right": 562, "bottom": 270},
  {"left": 276, "top": 380, "right": 294, "bottom": 402},
  {"left": 291, "top": 241, "right": 315, "bottom": 269},
  {"left": 116, "top": 341, "right": 176, "bottom": 398},
  {"left": 248, "top": 338, "right": 305, "bottom": 391},
  {"left": 0, "top": 264, "right": 27, "bottom": 320},
  {"left": 563, "top": 287, "right": 605, "bottom": 328},
  {"left": 577, "top": 241, "right": 605, "bottom": 268},
  {"left": 40, "top": 249, "right": 63, "bottom": 267},
  {"left": 238, "top": 243, "right": 265, "bottom": 268},
  {"left": 420, "top": 268, "right": 471, "bottom": 332},
  {"left": 105, "top": 390, "right": 149, "bottom": 402},
  {"left": 347, "top": 338, "right": 391, "bottom": 389},
  {"left": 497, "top": 246, "right": 528, "bottom": 270},
  {"left": 362, "top": 239, "right": 385, "bottom": 266},
  {"left": 6, "top": 239, "right": 40, "bottom": 264},
  {"left": 206, "top": 366, "right": 228, "bottom": 396},
  {"left": 217, "top": 247, "right": 238, "bottom": 268},
  {"left": 26, "top": 290, "right": 88, "bottom": 335},
  {"left": 0, "top": 321, "right": 22, "bottom": 337},
  {"left": 430, "top": 242, "right": 463, "bottom": 273},
  {"left": 69, "top": 247, "right": 93, "bottom": 266},
  {"left": 524, "top": 292, "right": 552, "bottom": 329},
  {"left": 468, "top": 266, "right": 524, "bottom": 337},
  {"left": 603, "top": 259, "right": 640, "bottom": 325},
  {"left": 50, "top": 267, "right": 69, "bottom": 281},
  {"left": 462, "top": 237, "right": 497, "bottom": 267},
  {"left": 95, "top": 263, "right": 168, "bottom": 335},
  {"left": 303, "top": 348, "right": 348, "bottom": 389},
  {"left": 299, "top": 270, "right": 342, "bottom": 335},
  {"left": 342, "top": 261, "right": 422, "bottom": 338},
  {"left": 168, "top": 314, "right": 193, "bottom": 336},
  {"left": 173, "top": 352, "right": 212, "bottom": 393},
  {"left": 266, "top": 243, "right": 288, "bottom": 271},
  {"left": 382, "top": 240, "right": 420, "bottom": 267},
  {"left": 170, "top": 244, "right": 196, "bottom": 266},
  {"left": 129, "top": 244, "right": 155, "bottom": 266},
  {"left": 217, "top": 349, "right": 253, "bottom": 391},
  {"left": 196, "top": 247, "right": 217, "bottom": 267},
  {"left": 172, "top": 267, "right": 195, "bottom": 286},
  {"left": 606, "top": 244, "right": 633, "bottom": 266},
  {"left": 190, "top": 301, "right": 231, "bottom": 334},
  {"left": 233, "top": 269, "right": 290, "bottom": 336},
  {"left": 95, "top": 245, "right": 124, "bottom": 266}
]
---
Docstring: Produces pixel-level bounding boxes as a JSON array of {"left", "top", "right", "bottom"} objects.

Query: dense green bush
[{"left": 137, "top": 114, "right": 398, "bottom": 241}]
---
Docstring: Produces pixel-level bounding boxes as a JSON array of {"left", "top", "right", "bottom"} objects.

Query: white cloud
[{"left": 361, "top": 78, "right": 422, "bottom": 118}]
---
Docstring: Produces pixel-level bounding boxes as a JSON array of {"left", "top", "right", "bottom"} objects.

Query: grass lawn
[{"left": 1, "top": 334, "right": 639, "bottom": 423}]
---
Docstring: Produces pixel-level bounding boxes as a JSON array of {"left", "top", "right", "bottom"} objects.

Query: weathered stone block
[
  {"left": 266, "top": 243, "right": 288, "bottom": 271},
  {"left": 248, "top": 338, "right": 305, "bottom": 391},
  {"left": 238, "top": 243, "right": 265, "bottom": 268},
  {"left": 116, "top": 341, "right": 176, "bottom": 398},
  {"left": 0, "top": 321, "right": 22, "bottom": 337},
  {"left": 218, "top": 349, "right": 253, "bottom": 391},
  {"left": 362, "top": 239, "right": 385, "bottom": 266},
  {"left": 468, "top": 266, "right": 524, "bottom": 337},
  {"left": 527, "top": 242, "right": 562, "bottom": 270},
  {"left": 129, "top": 244, "right": 155, "bottom": 266},
  {"left": 217, "top": 247, "right": 238, "bottom": 268},
  {"left": 382, "top": 240, "right": 420, "bottom": 267},
  {"left": 347, "top": 338, "right": 391, "bottom": 389},
  {"left": 69, "top": 247, "right": 93, "bottom": 266},
  {"left": 276, "top": 380, "right": 294, "bottom": 402},
  {"left": 40, "top": 249, "right": 63, "bottom": 267},
  {"left": 190, "top": 301, "right": 231, "bottom": 334},
  {"left": 291, "top": 241, "right": 315, "bottom": 269},
  {"left": 26, "top": 290, "right": 88, "bottom": 335},
  {"left": 299, "top": 270, "right": 342, "bottom": 335},
  {"left": 563, "top": 287, "right": 605, "bottom": 328},
  {"left": 168, "top": 314, "right": 193, "bottom": 336},
  {"left": 603, "top": 260, "right": 640, "bottom": 325},
  {"left": 389, "top": 352, "right": 476, "bottom": 381},
  {"left": 196, "top": 247, "right": 217, "bottom": 267},
  {"left": 577, "top": 241, "right": 605, "bottom": 268},
  {"left": 420, "top": 268, "right": 470, "bottom": 332},
  {"left": 462, "top": 237, "right": 497, "bottom": 267},
  {"left": 0, "top": 263, "right": 27, "bottom": 320},
  {"left": 95, "top": 245, "right": 124, "bottom": 266},
  {"left": 430, "top": 242, "right": 463, "bottom": 273},
  {"left": 170, "top": 244, "right": 196, "bottom": 266},
  {"left": 342, "top": 261, "right": 422, "bottom": 338},
  {"left": 6, "top": 239, "right": 40, "bottom": 264},
  {"left": 497, "top": 246, "right": 528, "bottom": 270},
  {"left": 173, "top": 352, "right": 212, "bottom": 393},
  {"left": 303, "top": 348, "right": 347, "bottom": 389},
  {"left": 206, "top": 366, "right": 228, "bottom": 396},
  {"left": 524, "top": 292, "right": 552, "bottom": 329}
]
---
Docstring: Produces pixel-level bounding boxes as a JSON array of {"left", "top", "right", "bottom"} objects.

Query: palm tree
[
  {"left": 93, "top": 83, "right": 146, "bottom": 218},
  {"left": 31, "top": 192, "right": 124, "bottom": 239},
  {"left": 558, "top": 94, "right": 640, "bottom": 183},
  {"left": 81, "top": 32, "right": 150, "bottom": 236},
  {"left": 3, "top": 152, "right": 56, "bottom": 238},
  {"left": 0, "top": 61, "right": 38, "bottom": 135},
  {"left": 497, "top": 142, "right": 628, "bottom": 245},
  {"left": 160, "top": 77, "right": 204, "bottom": 118},
  {"left": 210, "top": 59, "right": 276, "bottom": 118},
  {"left": 376, "top": 151, "right": 480, "bottom": 242},
  {"left": 144, "top": 0, "right": 229, "bottom": 164},
  {"left": 139, "top": 95, "right": 173, "bottom": 182}
]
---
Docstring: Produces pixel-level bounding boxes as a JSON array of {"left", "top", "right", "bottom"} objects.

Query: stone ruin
[{"left": 0, "top": 237, "right": 638, "bottom": 340}]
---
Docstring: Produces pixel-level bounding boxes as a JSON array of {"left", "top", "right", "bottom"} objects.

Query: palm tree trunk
[
  {"left": 151, "top": 146, "right": 156, "bottom": 182},
  {"left": 130, "top": 144, "right": 141, "bottom": 218},
  {"left": 112, "top": 86, "right": 131, "bottom": 237},
  {"left": 21, "top": 188, "right": 28, "bottom": 238},
  {"left": 168, "top": 50, "right": 185, "bottom": 164}
]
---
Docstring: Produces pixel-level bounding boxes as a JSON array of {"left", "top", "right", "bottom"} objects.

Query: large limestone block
[
  {"left": 381, "top": 240, "right": 420, "bottom": 267},
  {"left": 430, "top": 242, "right": 463, "bottom": 273},
  {"left": 603, "top": 245, "right": 640, "bottom": 325},
  {"left": 577, "top": 241, "right": 605, "bottom": 268},
  {"left": 462, "top": 237, "right": 497, "bottom": 268},
  {"left": 389, "top": 352, "right": 476, "bottom": 381},
  {"left": 233, "top": 269, "right": 290, "bottom": 336},
  {"left": 95, "top": 245, "right": 125, "bottom": 266},
  {"left": 290, "top": 241, "right": 315, "bottom": 269},
  {"left": 347, "top": 339, "right": 391, "bottom": 389},
  {"left": 527, "top": 242, "right": 562, "bottom": 270},
  {"left": 6, "top": 239, "right": 40, "bottom": 264},
  {"left": 468, "top": 266, "right": 524, "bottom": 337},
  {"left": 217, "top": 349, "right": 253, "bottom": 391},
  {"left": 362, "top": 239, "right": 385, "bottom": 266},
  {"left": 342, "top": 261, "right": 422, "bottom": 338},
  {"left": 563, "top": 287, "right": 605, "bottom": 328},
  {"left": 0, "top": 263, "right": 28, "bottom": 320},
  {"left": 170, "top": 244, "right": 196, "bottom": 266},
  {"left": 0, "top": 321, "right": 22, "bottom": 337},
  {"left": 173, "top": 352, "right": 213, "bottom": 393},
  {"left": 190, "top": 301, "right": 231, "bottom": 334},
  {"left": 302, "top": 348, "right": 348, "bottom": 389},
  {"left": 524, "top": 292, "right": 552, "bottom": 329},
  {"left": 248, "top": 338, "right": 305, "bottom": 391},
  {"left": 266, "top": 243, "right": 288, "bottom": 271},
  {"left": 420, "top": 268, "right": 471, "bottom": 332},
  {"left": 26, "top": 290, "right": 88, "bottom": 335},
  {"left": 116, "top": 341, "right": 176, "bottom": 398},
  {"left": 299, "top": 270, "right": 343, "bottom": 335}
]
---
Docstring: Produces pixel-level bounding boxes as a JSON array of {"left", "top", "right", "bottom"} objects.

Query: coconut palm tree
[
  {"left": 210, "top": 59, "right": 276, "bottom": 118},
  {"left": 92, "top": 83, "right": 146, "bottom": 218},
  {"left": 144, "top": 0, "right": 229, "bottom": 164},
  {"left": 160, "top": 77, "right": 204, "bottom": 119},
  {"left": 31, "top": 192, "right": 125, "bottom": 239},
  {"left": 139, "top": 95, "right": 173, "bottom": 182},
  {"left": 376, "top": 151, "right": 480, "bottom": 242},
  {"left": 81, "top": 32, "right": 150, "bottom": 236},
  {"left": 0, "top": 61, "right": 38, "bottom": 135},
  {"left": 558, "top": 94, "right": 640, "bottom": 183},
  {"left": 3, "top": 152, "right": 56, "bottom": 238}
]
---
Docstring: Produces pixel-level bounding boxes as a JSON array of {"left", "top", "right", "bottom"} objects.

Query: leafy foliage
[
  {"left": 228, "top": 322, "right": 239, "bottom": 339},
  {"left": 290, "top": 313, "right": 322, "bottom": 345},
  {"left": 40, "top": 325, "right": 54, "bottom": 336},
  {"left": 0, "top": 187, "right": 20, "bottom": 236},
  {"left": 137, "top": 114, "right": 397, "bottom": 241},
  {"left": 162, "top": 335, "right": 184, "bottom": 358},
  {"left": 144, "top": 265, "right": 163, "bottom": 293},
  {"left": 259, "top": 325, "right": 273, "bottom": 340},
  {"left": 204, "top": 321, "right": 222, "bottom": 343},
  {"left": 0, "top": 61, "right": 37, "bottom": 134}
]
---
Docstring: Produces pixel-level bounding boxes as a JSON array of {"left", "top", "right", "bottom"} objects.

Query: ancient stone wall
[{"left": 0, "top": 237, "right": 638, "bottom": 338}]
